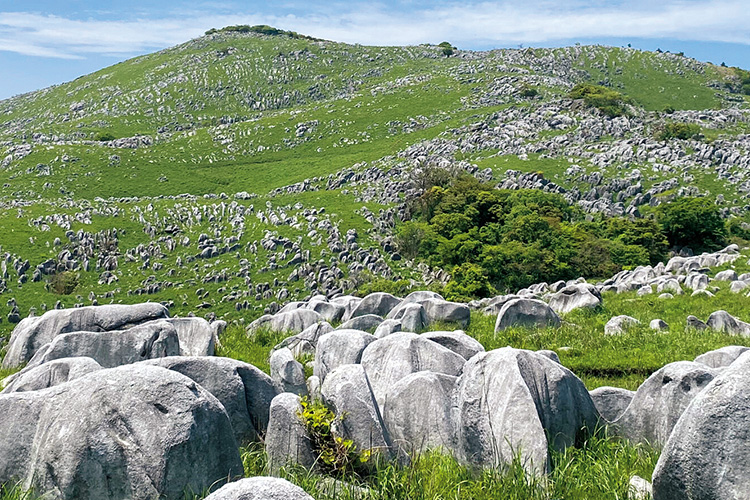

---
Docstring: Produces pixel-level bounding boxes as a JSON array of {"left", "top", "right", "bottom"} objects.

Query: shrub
[
  {"left": 657, "top": 197, "right": 728, "bottom": 252},
  {"left": 48, "top": 271, "right": 79, "bottom": 295},
  {"left": 94, "top": 131, "right": 115, "bottom": 142},
  {"left": 444, "top": 263, "right": 496, "bottom": 302},
  {"left": 569, "top": 83, "right": 630, "bottom": 118},
  {"left": 297, "top": 397, "right": 372, "bottom": 476},
  {"left": 520, "top": 85, "right": 539, "bottom": 98},
  {"left": 438, "top": 41, "right": 455, "bottom": 56},
  {"left": 655, "top": 122, "right": 702, "bottom": 141}
]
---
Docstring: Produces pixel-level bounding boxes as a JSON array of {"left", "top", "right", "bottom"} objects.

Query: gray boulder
[
  {"left": 612, "top": 361, "right": 716, "bottom": 447},
  {"left": 321, "top": 364, "right": 391, "bottom": 455},
  {"left": 714, "top": 269, "right": 738, "bottom": 281},
  {"left": 694, "top": 345, "right": 750, "bottom": 369},
  {"left": 604, "top": 315, "right": 641, "bottom": 335},
  {"left": 306, "top": 300, "right": 345, "bottom": 323},
  {"left": 330, "top": 295, "right": 362, "bottom": 321},
  {"left": 0, "top": 364, "right": 242, "bottom": 500},
  {"left": 270, "top": 348, "right": 307, "bottom": 396},
  {"left": 706, "top": 310, "right": 750, "bottom": 337},
  {"left": 686, "top": 315, "right": 707, "bottom": 330},
  {"left": 590, "top": 386, "right": 635, "bottom": 423},
  {"left": 652, "top": 352, "right": 750, "bottom": 500},
  {"left": 26, "top": 320, "right": 180, "bottom": 369},
  {"left": 274, "top": 322, "right": 333, "bottom": 358},
  {"left": 247, "top": 309, "right": 323, "bottom": 335},
  {"left": 1, "top": 357, "right": 102, "bottom": 394},
  {"left": 421, "top": 299, "right": 471, "bottom": 328},
  {"left": 164, "top": 317, "right": 216, "bottom": 356},
  {"left": 421, "top": 330, "right": 484, "bottom": 360},
  {"left": 657, "top": 279, "right": 683, "bottom": 295},
  {"left": 373, "top": 319, "right": 402, "bottom": 339},
  {"left": 338, "top": 314, "right": 383, "bottom": 332},
  {"left": 730, "top": 280, "right": 749, "bottom": 293},
  {"left": 548, "top": 284, "right": 602, "bottom": 314},
  {"left": 495, "top": 298, "right": 561, "bottom": 332},
  {"left": 392, "top": 303, "right": 427, "bottom": 332},
  {"left": 650, "top": 319, "right": 669, "bottom": 331},
  {"left": 454, "top": 347, "right": 599, "bottom": 475},
  {"left": 348, "top": 292, "right": 401, "bottom": 320},
  {"left": 360, "top": 332, "right": 466, "bottom": 409},
  {"left": 382, "top": 371, "right": 457, "bottom": 454},
  {"left": 2, "top": 303, "right": 169, "bottom": 368},
  {"left": 142, "top": 356, "right": 279, "bottom": 442},
  {"left": 265, "top": 393, "right": 316, "bottom": 474},
  {"left": 202, "top": 477, "right": 314, "bottom": 500},
  {"left": 536, "top": 349, "right": 561, "bottom": 364},
  {"left": 313, "top": 329, "right": 376, "bottom": 383}
]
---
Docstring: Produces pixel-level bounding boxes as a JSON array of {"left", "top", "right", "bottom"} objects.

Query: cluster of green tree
[
  {"left": 569, "top": 83, "right": 630, "bottom": 118},
  {"left": 205, "top": 25, "right": 322, "bottom": 41},
  {"left": 654, "top": 122, "right": 702, "bottom": 141},
  {"left": 736, "top": 69, "right": 750, "bottom": 95},
  {"left": 396, "top": 176, "right": 728, "bottom": 301},
  {"left": 438, "top": 41, "right": 456, "bottom": 57}
]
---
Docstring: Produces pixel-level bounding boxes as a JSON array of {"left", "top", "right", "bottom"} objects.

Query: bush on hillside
[
  {"left": 655, "top": 122, "right": 702, "bottom": 141},
  {"left": 48, "top": 271, "right": 79, "bottom": 295},
  {"left": 94, "top": 131, "right": 115, "bottom": 142},
  {"left": 398, "top": 175, "right": 668, "bottom": 296},
  {"left": 569, "top": 83, "right": 630, "bottom": 118},
  {"left": 658, "top": 197, "right": 727, "bottom": 252}
]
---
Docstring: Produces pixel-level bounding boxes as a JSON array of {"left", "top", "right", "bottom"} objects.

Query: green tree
[{"left": 658, "top": 197, "right": 727, "bottom": 252}]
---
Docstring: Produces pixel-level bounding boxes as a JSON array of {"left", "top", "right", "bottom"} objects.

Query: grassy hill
[{"left": 0, "top": 27, "right": 749, "bottom": 339}]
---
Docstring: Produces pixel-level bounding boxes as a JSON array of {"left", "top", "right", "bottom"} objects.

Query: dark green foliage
[
  {"left": 520, "top": 85, "right": 539, "bottom": 98},
  {"left": 205, "top": 25, "right": 322, "bottom": 41},
  {"left": 94, "top": 131, "right": 115, "bottom": 142},
  {"left": 401, "top": 177, "right": 665, "bottom": 297},
  {"left": 443, "top": 263, "right": 496, "bottom": 302},
  {"left": 47, "top": 271, "right": 79, "bottom": 295},
  {"left": 438, "top": 41, "right": 455, "bottom": 56},
  {"left": 658, "top": 197, "right": 728, "bottom": 252},
  {"left": 728, "top": 218, "right": 750, "bottom": 240},
  {"left": 569, "top": 83, "right": 630, "bottom": 117},
  {"left": 655, "top": 122, "right": 702, "bottom": 141}
]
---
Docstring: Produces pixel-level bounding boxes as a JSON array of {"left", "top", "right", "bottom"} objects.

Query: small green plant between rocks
[{"left": 297, "top": 397, "right": 372, "bottom": 477}]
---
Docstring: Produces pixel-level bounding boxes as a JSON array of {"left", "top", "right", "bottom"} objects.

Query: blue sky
[{"left": 1, "top": 1, "right": 750, "bottom": 100}]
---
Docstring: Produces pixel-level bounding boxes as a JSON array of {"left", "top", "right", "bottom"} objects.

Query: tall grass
[{"left": 235, "top": 434, "right": 658, "bottom": 500}]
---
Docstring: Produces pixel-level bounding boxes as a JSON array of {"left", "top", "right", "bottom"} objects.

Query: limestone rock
[
  {"left": 421, "top": 330, "right": 484, "bottom": 360},
  {"left": 1, "top": 357, "right": 102, "bottom": 394},
  {"left": 265, "top": 393, "right": 316, "bottom": 474},
  {"left": 454, "top": 347, "right": 599, "bottom": 475},
  {"left": 26, "top": 320, "right": 180, "bottom": 369},
  {"left": 313, "top": 329, "right": 376, "bottom": 383},
  {"left": 590, "top": 386, "right": 634, "bottom": 423},
  {"left": 382, "top": 371, "right": 457, "bottom": 454},
  {"left": 203, "top": 477, "right": 314, "bottom": 500},
  {"left": 652, "top": 352, "right": 750, "bottom": 500},
  {"left": 0, "top": 364, "right": 243, "bottom": 500},
  {"left": 613, "top": 361, "right": 716, "bottom": 447},
  {"left": 360, "top": 332, "right": 466, "bottom": 409},
  {"left": 548, "top": 284, "right": 602, "bottom": 314},
  {"left": 142, "top": 356, "right": 279, "bottom": 442},
  {"left": 495, "top": 298, "right": 561, "bottom": 332},
  {"left": 2, "top": 303, "right": 169, "bottom": 368},
  {"left": 694, "top": 345, "right": 750, "bottom": 369},
  {"left": 604, "top": 315, "right": 641, "bottom": 335},
  {"left": 270, "top": 348, "right": 307, "bottom": 396},
  {"left": 321, "top": 364, "right": 391, "bottom": 455}
]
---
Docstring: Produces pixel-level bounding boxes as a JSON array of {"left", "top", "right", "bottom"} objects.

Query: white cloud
[{"left": 0, "top": 0, "right": 749, "bottom": 60}]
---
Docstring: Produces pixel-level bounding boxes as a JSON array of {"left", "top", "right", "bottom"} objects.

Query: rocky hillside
[{"left": 1, "top": 27, "right": 749, "bottom": 335}]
